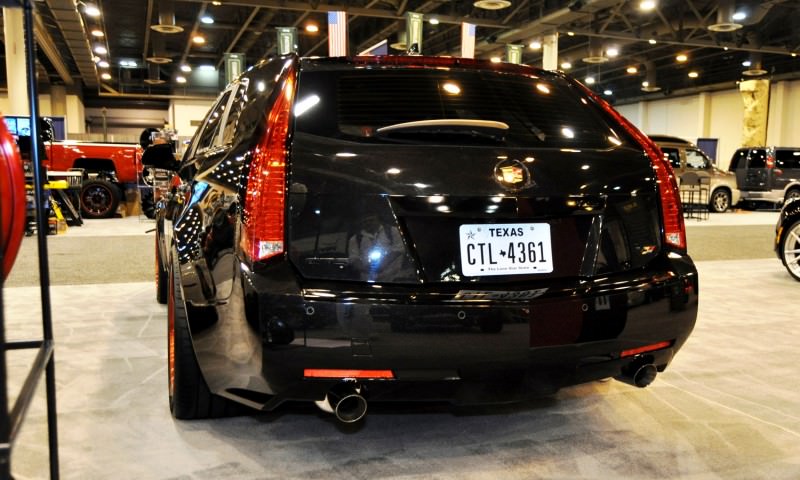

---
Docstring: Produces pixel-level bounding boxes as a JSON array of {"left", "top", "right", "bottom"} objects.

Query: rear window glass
[
  {"left": 294, "top": 68, "right": 622, "bottom": 149},
  {"left": 776, "top": 149, "right": 800, "bottom": 169},
  {"left": 661, "top": 147, "right": 681, "bottom": 168}
]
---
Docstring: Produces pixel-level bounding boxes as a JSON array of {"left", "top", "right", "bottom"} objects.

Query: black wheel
[
  {"left": 168, "top": 250, "right": 237, "bottom": 419},
  {"left": 155, "top": 233, "right": 168, "bottom": 304},
  {"left": 80, "top": 179, "right": 121, "bottom": 219},
  {"left": 779, "top": 219, "right": 800, "bottom": 282},
  {"left": 141, "top": 188, "right": 156, "bottom": 219},
  {"left": 785, "top": 188, "right": 800, "bottom": 205},
  {"left": 709, "top": 188, "right": 731, "bottom": 213}
]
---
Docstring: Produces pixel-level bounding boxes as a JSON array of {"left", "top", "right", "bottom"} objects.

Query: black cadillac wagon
[{"left": 148, "top": 54, "right": 698, "bottom": 423}]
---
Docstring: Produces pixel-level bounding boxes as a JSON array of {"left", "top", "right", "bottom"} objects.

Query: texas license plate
[{"left": 459, "top": 223, "right": 553, "bottom": 276}]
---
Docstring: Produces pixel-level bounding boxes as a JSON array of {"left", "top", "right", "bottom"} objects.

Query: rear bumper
[
  {"left": 740, "top": 189, "right": 782, "bottom": 203},
  {"left": 211, "top": 254, "right": 698, "bottom": 409}
]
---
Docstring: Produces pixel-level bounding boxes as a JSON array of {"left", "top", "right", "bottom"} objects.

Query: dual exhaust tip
[
  {"left": 315, "top": 380, "right": 368, "bottom": 423},
  {"left": 315, "top": 360, "right": 658, "bottom": 423}
]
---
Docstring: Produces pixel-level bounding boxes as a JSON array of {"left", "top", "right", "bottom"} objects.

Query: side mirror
[{"left": 141, "top": 143, "right": 180, "bottom": 171}]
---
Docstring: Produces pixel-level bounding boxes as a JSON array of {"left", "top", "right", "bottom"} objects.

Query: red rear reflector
[
  {"left": 241, "top": 62, "right": 297, "bottom": 262},
  {"left": 621, "top": 341, "right": 672, "bottom": 358},
  {"left": 569, "top": 80, "right": 686, "bottom": 251},
  {"left": 303, "top": 369, "right": 395, "bottom": 379}
]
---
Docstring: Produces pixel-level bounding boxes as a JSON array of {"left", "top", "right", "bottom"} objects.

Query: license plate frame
[{"left": 458, "top": 223, "right": 554, "bottom": 277}]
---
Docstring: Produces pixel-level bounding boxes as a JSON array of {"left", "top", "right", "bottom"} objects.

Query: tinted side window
[
  {"left": 748, "top": 148, "right": 768, "bottom": 168},
  {"left": 775, "top": 149, "right": 800, "bottom": 169},
  {"left": 195, "top": 90, "right": 232, "bottom": 152},
  {"left": 685, "top": 149, "right": 710, "bottom": 169},
  {"left": 729, "top": 150, "right": 746, "bottom": 170},
  {"left": 661, "top": 147, "right": 681, "bottom": 168}
]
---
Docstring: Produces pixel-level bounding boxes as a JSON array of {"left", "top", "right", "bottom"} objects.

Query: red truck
[{"left": 44, "top": 140, "right": 144, "bottom": 219}]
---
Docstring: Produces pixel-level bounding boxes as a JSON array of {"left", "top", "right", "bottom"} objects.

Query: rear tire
[
  {"left": 80, "top": 179, "right": 121, "bottom": 219},
  {"left": 779, "top": 219, "right": 800, "bottom": 282},
  {"left": 709, "top": 188, "right": 731, "bottom": 213},
  {"left": 168, "top": 251, "right": 236, "bottom": 419},
  {"left": 155, "top": 234, "right": 168, "bottom": 304}
]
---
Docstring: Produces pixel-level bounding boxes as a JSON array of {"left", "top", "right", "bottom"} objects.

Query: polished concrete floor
[{"left": 2, "top": 212, "right": 799, "bottom": 479}]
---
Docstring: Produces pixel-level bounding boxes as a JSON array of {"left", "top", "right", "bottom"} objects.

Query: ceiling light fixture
[
  {"left": 212, "top": 1, "right": 221, "bottom": 4},
  {"left": 176, "top": 76, "right": 187, "bottom": 84},
  {"left": 676, "top": 54, "right": 688, "bottom": 62},
  {"left": 626, "top": 66, "right": 638, "bottom": 74},
  {"left": 732, "top": 11, "right": 747, "bottom": 21},
  {"left": 639, "top": 0, "right": 656, "bottom": 11},
  {"left": 708, "top": 1, "right": 744, "bottom": 32},
  {"left": 429, "top": 18, "right": 440, "bottom": 25},
  {"left": 98, "top": 60, "right": 109, "bottom": 68},
  {"left": 200, "top": 15, "right": 214, "bottom": 24},
  {"left": 529, "top": 40, "right": 542, "bottom": 50},
  {"left": 603, "top": 89, "right": 613, "bottom": 95},
  {"left": 490, "top": 56, "right": 502, "bottom": 63},
  {"left": 688, "top": 71, "right": 699, "bottom": 78},
  {"left": 192, "top": 35, "right": 206, "bottom": 44},
  {"left": 585, "top": 76, "right": 596, "bottom": 84},
  {"left": 94, "top": 45, "right": 107, "bottom": 55},
  {"left": 742, "top": 60, "right": 751, "bottom": 67},
  {"left": 560, "top": 61, "right": 572, "bottom": 69},
  {"left": 180, "top": 64, "right": 192, "bottom": 72},
  {"left": 91, "top": 29, "right": 104, "bottom": 37},
  {"left": 100, "top": 73, "right": 111, "bottom": 80},
  {"left": 305, "top": 23, "right": 319, "bottom": 33},
  {"left": 84, "top": 5, "right": 101, "bottom": 17},
  {"left": 648, "top": 38, "right": 657, "bottom": 45},
  {"left": 473, "top": 0, "right": 511, "bottom": 10},
  {"left": 606, "top": 47, "right": 619, "bottom": 57}
]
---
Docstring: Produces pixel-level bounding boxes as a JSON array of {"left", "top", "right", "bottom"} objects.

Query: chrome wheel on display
[{"left": 781, "top": 220, "right": 800, "bottom": 281}]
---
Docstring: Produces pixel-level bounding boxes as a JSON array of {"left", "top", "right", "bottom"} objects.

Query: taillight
[
  {"left": 240, "top": 64, "right": 297, "bottom": 262},
  {"left": 569, "top": 80, "right": 686, "bottom": 251}
]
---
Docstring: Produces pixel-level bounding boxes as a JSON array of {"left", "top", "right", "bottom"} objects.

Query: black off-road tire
[
  {"left": 168, "top": 251, "right": 237, "bottom": 419},
  {"left": 80, "top": 179, "right": 121, "bottom": 219},
  {"left": 141, "top": 188, "right": 157, "bottom": 219}
]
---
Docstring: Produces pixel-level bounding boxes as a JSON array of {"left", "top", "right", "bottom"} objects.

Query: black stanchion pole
[{"left": 22, "top": 0, "right": 60, "bottom": 477}]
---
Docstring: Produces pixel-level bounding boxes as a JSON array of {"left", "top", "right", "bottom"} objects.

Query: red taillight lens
[
  {"left": 570, "top": 81, "right": 686, "bottom": 251},
  {"left": 621, "top": 340, "right": 673, "bottom": 358},
  {"left": 240, "top": 66, "right": 297, "bottom": 262},
  {"left": 303, "top": 369, "right": 395, "bottom": 379}
]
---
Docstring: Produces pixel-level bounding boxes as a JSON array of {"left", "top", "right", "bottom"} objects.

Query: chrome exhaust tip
[
  {"left": 616, "top": 359, "right": 658, "bottom": 388},
  {"left": 314, "top": 381, "right": 368, "bottom": 423}
]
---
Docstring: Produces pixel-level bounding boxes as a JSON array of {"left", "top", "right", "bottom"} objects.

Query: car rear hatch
[
  {"left": 742, "top": 148, "right": 772, "bottom": 191},
  {"left": 286, "top": 59, "right": 663, "bottom": 285}
]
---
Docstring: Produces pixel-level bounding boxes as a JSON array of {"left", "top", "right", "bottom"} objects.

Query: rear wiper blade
[{"left": 375, "top": 119, "right": 509, "bottom": 142}]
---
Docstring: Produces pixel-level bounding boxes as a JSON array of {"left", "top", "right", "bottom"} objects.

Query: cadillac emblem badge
[{"left": 494, "top": 158, "right": 533, "bottom": 191}]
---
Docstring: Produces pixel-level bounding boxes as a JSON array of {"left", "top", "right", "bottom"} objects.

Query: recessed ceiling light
[
  {"left": 742, "top": 60, "right": 752, "bottom": 67},
  {"left": 676, "top": 53, "right": 688, "bottom": 62},
  {"left": 490, "top": 57, "right": 502, "bottom": 63},
  {"left": 94, "top": 45, "right": 107, "bottom": 55},
  {"left": 305, "top": 23, "right": 319, "bottom": 33},
  {"left": 585, "top": 76, "right": 596, "bottom": 85},
  {"left": 91, "top": 29, "right": 104, "bottom": 37},
  {"left": 192, "top": 35, "right": 205, "bottom": 44},
  {"left": 176, "top": 76, "right": 187, "bottom": 84},
  {"left": 639, "top": 0, "right": 656, "bottom": 11},
  {"left": 100, "top": 72, "right": 111, "bottom": 80},
  {"left": 567, "top": 32, "right": 575, "bottom": 36},
  {"left": 529, "top": 40, "right": 542, "bottom": 50},
  {"left": 84, "top": 5, "right": 101, "bottom": 17},
  {"left": 560, "top": 61, "right": 572, "bottom": 69},
  {"left": 429, "top": 18, "right": 440, "bottom": 25},
  {"left": 120, "top": 60, "right": 137, "bottom": 68},
  {"left": 603, "top": 89, "right": 613, "bottom": 95},
  {"left": 212, "top": 1, "right": 222, "bottom": 5},
  {"left": 606, "top": 47, "right": 619, "bottom": 57},
  {"left": 732, "top": 11, "right": 747, "bottom": 21},
  {"left": 626, "top": 66, "right": 638, "bottom": 74},
  {"left": 180, "top": 64, "right": 192, "bottom": 72},
  {"left": 648, "top": 38, "right": 657, "bottom": 45},
  {"left": 793, "top": 53, "right": 798, "bottom": 57},
  {"left": 642, "top": 81, "right": 650, "bottom": 87},
  {"left": 473, "top": 0, "right": 512, "bottom": 10},
  {"left": 200, "top": 15, "right": 214, "bottom": 24},
  {"left": 688, "top": 71, "right": 699, "bottom": 78},
  {"left": 98, "top": 60, "right": 109, "bottom": 68}
]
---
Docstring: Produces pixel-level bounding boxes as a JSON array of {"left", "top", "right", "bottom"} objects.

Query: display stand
[
  {"left": 679, "top": 172, "right": 710, "bottom": 221},
  {"left": 0, "top": 1, "right": 60, "bottom": 478}
]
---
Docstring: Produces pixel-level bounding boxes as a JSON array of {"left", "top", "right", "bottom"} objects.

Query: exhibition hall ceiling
[{"left": 3, "top": 0, "right": 800, "bottom": 106}]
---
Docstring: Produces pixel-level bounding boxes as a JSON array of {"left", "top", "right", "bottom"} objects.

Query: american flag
[
  {"left": 328, "top": 11, "right": 347, "bottom": 57},
  {"left": 461, "top": 23, "right": 475, "bottom": 59}
]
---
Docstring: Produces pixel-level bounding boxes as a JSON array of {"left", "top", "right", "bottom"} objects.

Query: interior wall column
[
  {"left": 542, "top": 33, "right": 558, "bottom": 70},
  {"left": 3, "top": 7, "right": 30, "bottom": 115}
]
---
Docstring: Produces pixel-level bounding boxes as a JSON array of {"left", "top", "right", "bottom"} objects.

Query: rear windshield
[
  {"left": 294, "top": 67, "right": 622, "bottom": 149},
  {"left": 748, "top": 149, "right": 768, "bottom": 168}
]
